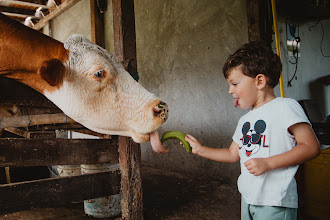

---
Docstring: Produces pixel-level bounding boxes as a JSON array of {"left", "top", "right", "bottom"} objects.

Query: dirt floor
[{"left": 0, "top": 166, "right": 241, "bottom": 220}]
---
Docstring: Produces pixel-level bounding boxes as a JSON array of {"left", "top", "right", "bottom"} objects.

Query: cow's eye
[{"left": 93, "top": 70, "right": 105, "bottom": 78}]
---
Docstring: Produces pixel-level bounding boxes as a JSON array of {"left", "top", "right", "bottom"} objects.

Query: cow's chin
[{"left": 130, "top": 129, "right": 151, "bottom": 143}]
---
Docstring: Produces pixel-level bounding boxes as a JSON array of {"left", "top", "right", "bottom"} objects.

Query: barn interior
[{"left": 0, "top": 0, "right": 329, "bottom": 219}]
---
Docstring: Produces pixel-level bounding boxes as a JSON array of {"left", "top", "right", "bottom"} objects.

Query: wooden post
[
  {"left": 246, "top": 0, "right": 272, "bottom": 44},
  {"left": 90, "top": 0, "right": 106, "bottom": 48},
  {"left": 113, "top": 0, "right": 143, "bottom": 218},
  {"left": 119, "top": 136, "right": 143, "bottom": 219}
]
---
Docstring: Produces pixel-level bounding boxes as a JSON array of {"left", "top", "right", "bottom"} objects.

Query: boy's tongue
[{"left": 234, "top": 98, "right": 239, "bottom": 108}]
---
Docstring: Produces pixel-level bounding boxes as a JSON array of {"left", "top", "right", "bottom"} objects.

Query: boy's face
[{"left": 226, "top": 67, "right": 259, "bottom": 109}]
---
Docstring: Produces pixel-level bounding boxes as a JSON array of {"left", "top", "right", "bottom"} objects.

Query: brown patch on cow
[
  {"left": 38, "top": 59, "right": 65, "bottom": 87},
  {"left": 0, "top": 13, "right": 69, "bottom": 94}
]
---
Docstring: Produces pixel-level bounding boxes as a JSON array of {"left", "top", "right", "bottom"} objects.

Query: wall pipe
[{"left": 271, "top": 0, "right": 285, "bottom": 97}]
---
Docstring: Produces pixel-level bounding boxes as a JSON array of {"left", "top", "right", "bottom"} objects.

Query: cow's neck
[{"left": 0, "top": 13, "right": 69, "bottom": 93}]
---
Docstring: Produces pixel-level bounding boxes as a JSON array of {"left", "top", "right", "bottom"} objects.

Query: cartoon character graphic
[{"left": 240, "top": 120, "right": 268, "bottom": 157}]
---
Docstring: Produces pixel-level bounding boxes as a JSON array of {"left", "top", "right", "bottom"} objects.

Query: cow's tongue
[
  {"left": 149, "top": 130, "right": 169, "bottom": 154},
  {"left": 233, "top": 98, "right": 239, "bottom": 108}
]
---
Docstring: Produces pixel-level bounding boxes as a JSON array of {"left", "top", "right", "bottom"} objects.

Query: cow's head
[
  {"left": 0, "top": 13, "right": 168, "bottom": 153},
  {"left": 40, "top": 34, "right": 168, "bottom": 145}
]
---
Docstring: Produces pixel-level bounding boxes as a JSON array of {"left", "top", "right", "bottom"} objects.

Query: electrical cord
[
  {"left": 288, "top": 37, "right": 300, "bottom": 87},
  {"left": 309, "top": 20, "right": 330, "bottom": 57}
]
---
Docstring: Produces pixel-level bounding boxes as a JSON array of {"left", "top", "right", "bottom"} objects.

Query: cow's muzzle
[{"left": 153, "top": 101, "right": 168, "bottom": 122}]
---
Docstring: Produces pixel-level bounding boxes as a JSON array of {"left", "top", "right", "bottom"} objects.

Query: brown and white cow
[{"left": 0, "top": 13, "right": 168, "bottom": 153}]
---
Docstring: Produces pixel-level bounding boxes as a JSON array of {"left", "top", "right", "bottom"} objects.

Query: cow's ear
[{"left": 38, "top": 59, "right": 65, "bottom": 86}]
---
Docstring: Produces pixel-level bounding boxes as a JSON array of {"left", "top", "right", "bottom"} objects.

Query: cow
[{"left": 0, "top": 13, "right": 168, "bottom": 153}]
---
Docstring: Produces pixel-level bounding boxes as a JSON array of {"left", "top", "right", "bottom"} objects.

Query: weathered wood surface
[
  {"left": 119, "top": 136, "right": 143, "bottom": 220},
  {"left": 113, "top": 0, "right": 138, "bottom": 76},
  {"left": 0, "top": 113, "right": 76, "bottom": 129},
  {"left": 33, "top": 0, "right": 83, "bottom": 30},
  {"left": 246, "top": 0, "right": 272, "bottom": 44},
  {"left": 113, "top": 0, "right": 143, "bottom": 218},
  {"left": 90, "top": 0, "right": 105, "bottom": 48},
  {"left": 0, "top": 170, "right": 121, "bottom": 215},
  {"left": 0, "top": 95, "right": 56, "bottom": 107},
  {"left": 0, "top": 138, "right": 119, "bottom": 166}
]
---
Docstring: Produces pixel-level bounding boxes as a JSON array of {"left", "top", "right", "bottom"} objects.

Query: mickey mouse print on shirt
[{"left": 239, "top": 120, "right": 269, "bottom": 157}]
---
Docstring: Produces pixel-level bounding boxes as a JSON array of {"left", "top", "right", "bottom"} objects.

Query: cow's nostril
[{"left": 153, "top": 101, "right": 168, "bottom": 122}]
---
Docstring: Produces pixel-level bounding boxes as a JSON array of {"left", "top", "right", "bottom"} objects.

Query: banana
[{"left": 161, "top": 130, "right": 192, "bottom": 153}]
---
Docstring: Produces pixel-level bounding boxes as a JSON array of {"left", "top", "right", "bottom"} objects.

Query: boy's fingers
[{"left": 185, "top": 134, "right": 197, "bottom": 142}]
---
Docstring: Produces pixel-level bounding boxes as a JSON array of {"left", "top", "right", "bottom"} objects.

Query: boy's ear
[{"left": 255, "top": 74, "right": 267, "bottom": 89}]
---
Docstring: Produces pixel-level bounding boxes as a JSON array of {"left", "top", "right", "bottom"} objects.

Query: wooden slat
[
  {"left": 0, "top": 0, "right": 50, "bottom": 10},
  {"left": 0, "top": 138, "right": 119, "bottom": 166},
  {"left": 0, "top": 170, "right": 121, "bottom": 215},
  {"left": 0, "top": 95, "right": 57, "bottom": 107},
  {"left": 1, "top": 11, "right": 42, "bottom": 19},
  {"left": 0, "top": 113, "right": 76, "bottom": 129},
  {"left": 33, "top": 0, "right": 82, "bottom": 30}
]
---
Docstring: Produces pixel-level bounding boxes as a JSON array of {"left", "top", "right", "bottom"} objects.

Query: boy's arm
[
  {"left": 185, "top": 134, "right": 240, "bottom": 163},
  {"left": 244, "top": 122, "right": 320, "bottom": 176}
]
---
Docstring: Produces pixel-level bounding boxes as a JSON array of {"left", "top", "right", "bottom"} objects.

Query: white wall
[{"left": 274, "top": 18, "right": 330, "bottom": 118}]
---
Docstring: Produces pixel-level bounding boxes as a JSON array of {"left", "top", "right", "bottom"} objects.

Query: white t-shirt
[{"left": 233, "top": 97, "right": 310, "bottom": 208}]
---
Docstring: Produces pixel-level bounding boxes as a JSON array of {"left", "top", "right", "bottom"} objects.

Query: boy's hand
[
  {"left": 244, "top": 158, "right": 270, "bottom": 176},
  {"left": 184, "top": 134, "right": 202, "bottom": 154}
]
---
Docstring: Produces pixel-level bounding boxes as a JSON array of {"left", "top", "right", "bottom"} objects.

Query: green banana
[{"left": 161, "top": 131, "right": 192, "bottom": 153}]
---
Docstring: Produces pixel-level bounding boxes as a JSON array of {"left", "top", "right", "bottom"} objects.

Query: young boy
[{"left": 185, "top": 41, "right": 320, "bottom": 220}]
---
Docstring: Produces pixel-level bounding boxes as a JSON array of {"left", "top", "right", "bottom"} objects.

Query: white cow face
[{"left": 43, "top": 34, "right": 168, "bottom": 143}]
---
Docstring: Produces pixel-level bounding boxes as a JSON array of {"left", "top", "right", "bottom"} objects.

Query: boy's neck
[{"left": 252, "top": 87, "right": 276, "bottom": 110}]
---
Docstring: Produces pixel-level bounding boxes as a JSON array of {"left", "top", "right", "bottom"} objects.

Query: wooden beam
[
  {"left": 0, "top": 170, "right": 121, "bottom": 215},
  {"left": 33, "top": 0, "right": 82, "bottom": 30},
  {"left": 0, "top": 113, "right": 76, "bottom": 129},
  {"left": 119, "top": 136, "right": 143, "bottom": 220},
  {"left": 112, "top": 0, "right": 138, "bottom": 76},
  {"left": 246, "top": 0, "right": 272, "bottom": 44},
  {"left": 113, "top": 0, "right": 143, "bottom": 218},
  {"left": 0, "top": 0, "right": 50, "bottom": 10},
  {"left": 0, "top": 137, "right": 119, "bottom": 166},
  {"left": 0, "top": 95, "right": 57, "bottom": 107},
  {"left": 90, "top": 0, "right": 105, "bottom": 48},
  {"left": 1, "top": 12, "right": 42, "bottom": 19}
]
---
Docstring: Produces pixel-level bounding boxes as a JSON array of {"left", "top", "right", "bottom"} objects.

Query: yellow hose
[{"left": 271, "top": 0, "right": 285, "bottom": 97}]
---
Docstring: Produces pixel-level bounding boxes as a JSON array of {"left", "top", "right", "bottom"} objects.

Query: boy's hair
[{"left": 222, "top": 41, "right": 282, "bottom": 88}]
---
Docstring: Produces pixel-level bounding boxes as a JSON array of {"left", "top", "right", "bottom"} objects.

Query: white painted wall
[{"left": 274, "top": 18, "right": 330, "bottom": 118}]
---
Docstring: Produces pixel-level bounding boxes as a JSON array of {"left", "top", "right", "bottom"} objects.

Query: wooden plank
[
  {"left": 112, "top": 0, "right": 138, "bottom": 76},
  {"left": 0, "top": 0, "right": 50, "bottom": 10},
  {"left": 33, "top": 0, "right": 82, "bottom": 30},
  {"left": 119, "top": 136, "right": 143, "bottom": 220},
  {"left": 246, "top": 0, "right": 272, "bottom": 44},
  {"left": 90, "top": 0, "right": 105, "bottom": 48},
  {"left": 113, "top": 0, "right": 143, "bottom": 218},
  {"left": 0, "top": 95, "right": 57, "bottom": 107},
  {"left": 0, "top": 170, "right": 121, "bottom": 215},
  {"left": 0, "top": 138, "right": 119, "bottom": 166},
  {"left": 1, "top": 11, "right": 42, "bottom": 19},
  {"left": 0, "top": 113, "right": 76, "bottom": 129}
]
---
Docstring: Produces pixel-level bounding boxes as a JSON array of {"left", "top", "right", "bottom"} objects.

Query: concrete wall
[
  {"left": 135, "top": 0, "right": 248, "bottom": 183},
  {"left": 48, "top": 0, "right": 329, "bottom": 184}
]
